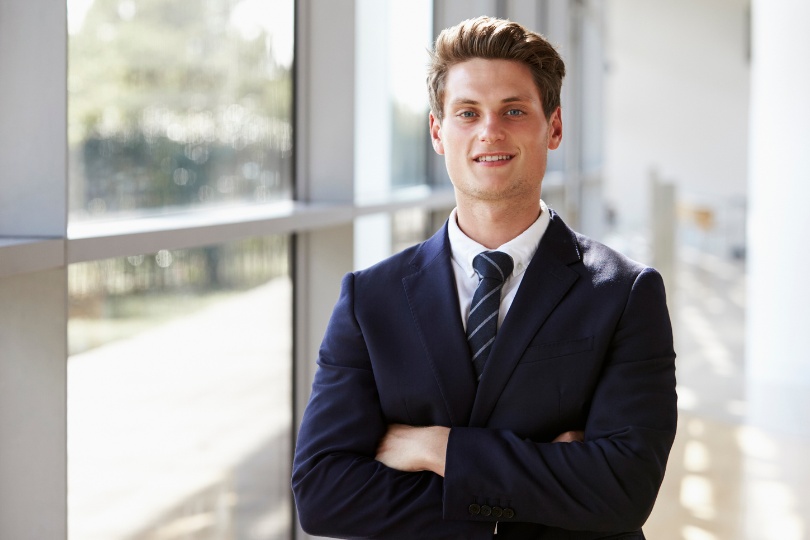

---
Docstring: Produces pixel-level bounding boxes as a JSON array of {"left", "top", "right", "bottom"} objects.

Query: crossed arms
[
  {"left": 375, "top": 424, "right": 584, "bottom": 477},
  {"left": 292, "top": 266, "right": 677, "bottom": 538}
]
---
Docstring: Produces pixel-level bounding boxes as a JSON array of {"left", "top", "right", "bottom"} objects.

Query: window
[
  {"left": 68, "top": 0, "right": 294, "bottom": 220},
  {"left": 68, "top": 236, "right": 292, "bottom": 539},
  {"left": 65, "top": 1, "right": 296, "bottom": 537}
]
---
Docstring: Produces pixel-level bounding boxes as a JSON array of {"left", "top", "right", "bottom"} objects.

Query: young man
[{"left": 292, "top": 16, "right": 676, "bottom": 539}]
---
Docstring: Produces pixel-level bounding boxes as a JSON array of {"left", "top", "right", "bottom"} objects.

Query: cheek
[
  {"left": 443, "top": 152, "right": 469, "bottom": 182},
  {"left": 529, "top": 151, "right": 547, "bottom": 168},
  {"left": 444, "top": 132, "right": 469, "bottom": 154}
]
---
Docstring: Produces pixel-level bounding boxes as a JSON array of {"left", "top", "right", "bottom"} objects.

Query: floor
[{"left": 642, "top": 248, "right": 810, "bottom": 540}]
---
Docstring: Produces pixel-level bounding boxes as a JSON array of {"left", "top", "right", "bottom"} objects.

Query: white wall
[
  {"left": 604, "top": 0, "right": 750, "bottom": 233},
  {"left": 746, "top": 0, "right": 810, "bottom": 436}
]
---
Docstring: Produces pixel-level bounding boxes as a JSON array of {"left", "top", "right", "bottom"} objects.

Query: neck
[{"left": 455, "top": 195, "right": 542, "bottom": 249}]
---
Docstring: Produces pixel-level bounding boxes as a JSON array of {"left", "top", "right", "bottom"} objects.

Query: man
[{"left": 292, "top": 16, "right": 676, "bottom": 539}]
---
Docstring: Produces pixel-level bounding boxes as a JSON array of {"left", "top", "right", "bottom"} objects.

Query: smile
[{"left": 474, "top": 154, "right": 513, "bottom": 162}]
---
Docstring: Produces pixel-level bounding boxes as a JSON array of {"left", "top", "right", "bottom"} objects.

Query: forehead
[{"left": 443, "top": 58, "right": 540, "bottom": 105}]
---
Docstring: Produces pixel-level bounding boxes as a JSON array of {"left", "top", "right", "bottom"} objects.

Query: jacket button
[
  {"left": 468, "top": 504, "right": 481, "bottom": 515},
  {"left": 480, "top": 505, "right": 492, "bottom": 517},
  {"left": 503, "top": 508, "right": 515, "bottom": 519},
  {"left": 491, "top": 506, "right": 503, "bottom": 518}
]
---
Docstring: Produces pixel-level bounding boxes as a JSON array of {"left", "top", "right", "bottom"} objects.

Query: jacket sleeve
[
  {"left": 291, "top": 273, "right": 492, "bottom": 539},
  {"left": 442, "top": 267, "right": 677, "bottom": 532}
]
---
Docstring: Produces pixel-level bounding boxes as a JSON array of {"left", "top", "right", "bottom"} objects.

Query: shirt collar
[{"left": 448, "top": 200, "right": 551, "bottom": 279}]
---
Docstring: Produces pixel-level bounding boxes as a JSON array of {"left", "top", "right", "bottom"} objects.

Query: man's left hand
[{"left": 375, "top": 424, "right": 450, "bottom": 477}]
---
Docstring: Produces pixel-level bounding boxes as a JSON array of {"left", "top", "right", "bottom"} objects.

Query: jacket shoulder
[
  {"left": 546, "top": 211, "right": 651, "bottom": 284},
  {"left": 576, "top": 233, "right": 648, "bottom": 276}
]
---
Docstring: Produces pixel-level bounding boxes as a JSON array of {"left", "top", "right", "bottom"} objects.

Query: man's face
[{"left": 430, "top": 58, "right": 562, "bottom": 205}]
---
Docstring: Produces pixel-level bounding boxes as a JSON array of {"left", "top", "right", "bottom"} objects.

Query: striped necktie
[{"left": 467, "top": 251, "right": 514, "bottom": 380}]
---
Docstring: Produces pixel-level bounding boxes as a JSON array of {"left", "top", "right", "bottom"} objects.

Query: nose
[{"left": 479, "top": 113, "right": 506, "bottom": 143}]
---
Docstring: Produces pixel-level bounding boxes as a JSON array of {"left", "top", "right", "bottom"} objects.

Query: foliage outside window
[{"left": 68, "top": 0, "right": 294, "bottom": 220}]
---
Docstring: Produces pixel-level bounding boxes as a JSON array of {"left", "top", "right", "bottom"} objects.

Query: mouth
[{"left": 473, "top": 154, "right": 514, "bottom": 163}]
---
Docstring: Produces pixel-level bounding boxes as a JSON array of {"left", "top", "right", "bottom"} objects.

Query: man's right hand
[{"left": 552, "top": 430, "right": 584, "bottom": 443}]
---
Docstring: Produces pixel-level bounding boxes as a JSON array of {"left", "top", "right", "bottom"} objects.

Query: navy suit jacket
[{"left": 292, "top": 211, "right": 677, "bottom": 539}]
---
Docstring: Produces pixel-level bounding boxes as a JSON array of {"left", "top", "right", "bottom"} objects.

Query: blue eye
[
  {"left": 506, "top": 109, "right": 524, "bottom": 116},
  {"left": 458, "top": 111, "right": 476, "bottom": 118}
]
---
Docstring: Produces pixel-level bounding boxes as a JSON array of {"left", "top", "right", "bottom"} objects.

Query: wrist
[{"left": 424, "top": 426, "right": 450, "bottom": 477}]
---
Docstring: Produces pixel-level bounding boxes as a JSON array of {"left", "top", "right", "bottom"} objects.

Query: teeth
[{"left": 476, "top": 155, "right": 512, "bottom": 162}]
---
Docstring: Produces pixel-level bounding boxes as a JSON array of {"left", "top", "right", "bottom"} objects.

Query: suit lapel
[
  {"left": 469, "top": 212, "right": 582, "bottom": 427},
  {"left": 402, "top": 224, "right": 477, "bottom": 426}
]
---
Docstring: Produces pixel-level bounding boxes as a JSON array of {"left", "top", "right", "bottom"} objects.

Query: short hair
[{"left": 427, "top": 16, "right": 566, "bottom": 122}]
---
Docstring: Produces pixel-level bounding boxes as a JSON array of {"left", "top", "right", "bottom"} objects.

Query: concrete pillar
[
  {"left": 0, "top": 270, "right": 68, "bottom": 540},
  {"left": 746, "top": 0, "right": 810, "bottom": 435},
  {"left": 0, "top": 0, "right": 68, "bottom": 538},
  {"left": 293, "top": 2, "right": 355, "bottom": 538}
]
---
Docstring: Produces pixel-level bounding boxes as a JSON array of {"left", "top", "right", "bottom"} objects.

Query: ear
[
  {"left": 429, "top": 112, "right": 445, "bottom": 155},
  {"left": 547, "top": 107, "right": 563, "bottom": 150}
]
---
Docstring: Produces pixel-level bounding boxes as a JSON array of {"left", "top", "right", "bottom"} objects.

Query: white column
[
  {"left": 0, "top": 271, "right": 68, "bottom": 540},
  {"left": 747, "top": 0, "right": 810, "bottom": 435},
  {"left": 293, "top": 0, "right": 356, "bottom": 412},
  {"left": 0, "top": 0, "right": 67, "bottom": 236},
  {"left": 0, "top": 0, "right": 68, "bottom": 538},
  {"left": 293, "top": 2, "right": 356, "bottom": 538}
]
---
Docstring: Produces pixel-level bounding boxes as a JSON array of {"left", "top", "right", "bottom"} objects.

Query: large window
[
  {"left": 67, "top": 0, "right": 294, "bottom": 220},
  {"left": 68, "top": 237, "right": 291, "bottom": 539},
  {"left": 65, "top": 1, "right": 296, "bottom": 538}
]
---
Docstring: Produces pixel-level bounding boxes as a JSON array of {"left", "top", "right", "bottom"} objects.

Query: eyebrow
[{"left": 450, "top": 96, "right": 534, "bottom": 106}]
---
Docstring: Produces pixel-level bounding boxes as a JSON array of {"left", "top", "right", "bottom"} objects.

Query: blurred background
[{"left": 1, "top": 0, "right": 808, "bottom": 539}]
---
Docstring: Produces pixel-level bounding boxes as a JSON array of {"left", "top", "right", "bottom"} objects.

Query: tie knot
[{"left": 473, "top": 251, "right": 514, "bottom": 283}]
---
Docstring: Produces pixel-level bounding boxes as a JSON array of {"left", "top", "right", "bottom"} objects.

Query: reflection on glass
[
  {"left": 67, "top": 0, "right": 294, "bottom": 220},
  {"left": 68, "top": 236, "right": 291, "bottom": 539}
]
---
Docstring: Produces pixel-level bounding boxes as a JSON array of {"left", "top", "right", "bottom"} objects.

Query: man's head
[{"left": 427, "top": 16, "right": 565, "bottom": 122}]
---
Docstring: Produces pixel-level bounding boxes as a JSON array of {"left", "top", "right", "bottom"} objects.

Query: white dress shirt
[{"left": 448, "top": 200, "right": 551, "bottom": 331}]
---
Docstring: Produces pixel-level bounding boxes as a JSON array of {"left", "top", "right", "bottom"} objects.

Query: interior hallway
[{"left": 642, "top": 247, "right": 810, "bottom": 539}]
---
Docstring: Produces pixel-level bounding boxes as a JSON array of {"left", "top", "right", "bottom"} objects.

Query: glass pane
[
  {"left": 68, "top": 236, "right": 292, "bottom": 539},
  {"left": 67, "top": 0, "right": 294, "bottom": 221},
  {"left": 392, "top": 208, "right": 432, "bottom": 254},
  {"left": 354, "top": 0, "right": 433, "bottom": 201},
  {"left": 388, "top": 0, "right": 433, "bottom": 189}
]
